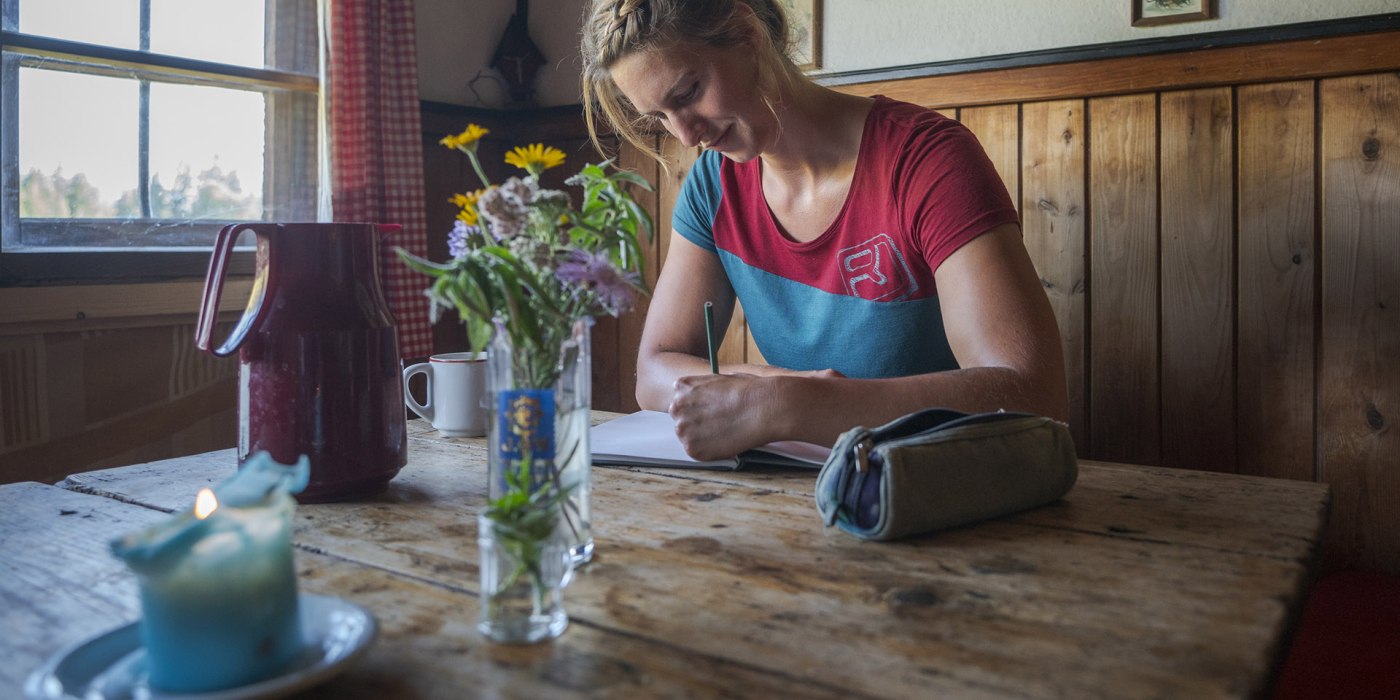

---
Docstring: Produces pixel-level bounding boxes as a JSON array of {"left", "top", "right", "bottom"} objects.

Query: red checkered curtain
[{"left": 325, "top": 0, "right": 433, "bottom": 360}]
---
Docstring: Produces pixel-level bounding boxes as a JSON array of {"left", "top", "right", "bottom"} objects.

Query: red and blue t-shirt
[{"left": 672, "top": 96, "right": 1019, "bottom": 379}]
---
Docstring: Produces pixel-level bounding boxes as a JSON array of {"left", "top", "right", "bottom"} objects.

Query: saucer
[{"left": 25, "top": 593, "right": 377, "bottom": 700}]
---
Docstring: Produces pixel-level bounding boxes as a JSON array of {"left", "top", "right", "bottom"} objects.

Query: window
[{"left": 0, "top": 0, "right": 319, "bottom": 284}]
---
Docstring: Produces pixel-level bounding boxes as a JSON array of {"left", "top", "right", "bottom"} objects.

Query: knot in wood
[
  {"left": 1362, "top": 137, "right": 1381, "bottom": 161},
  {"left": 1366, "top": 404, "right": 1385, "bottom": 431},
  {"left": 885, "top": 586, "right": 942, "bottom": 608}
]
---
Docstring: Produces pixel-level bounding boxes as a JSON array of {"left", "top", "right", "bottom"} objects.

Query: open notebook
[{"left": 590, "top": 410, "right": 830, "bottom": 470}]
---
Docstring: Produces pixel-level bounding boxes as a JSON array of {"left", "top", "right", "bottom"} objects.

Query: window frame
[{"left": 0, "top": 0, "right": 319, "bottom": 285}]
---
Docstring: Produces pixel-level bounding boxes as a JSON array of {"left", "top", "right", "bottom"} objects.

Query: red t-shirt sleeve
[{"left": 892, "top": 116, "right": 1021, "bottom": 274}]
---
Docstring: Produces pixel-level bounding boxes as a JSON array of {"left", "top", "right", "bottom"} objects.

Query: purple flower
[
  {"left": 447, "top": 220, "right": 480, "bottom": 259},
  {"left": 555, "top": 249, "right": 639, "bottom": 313}
]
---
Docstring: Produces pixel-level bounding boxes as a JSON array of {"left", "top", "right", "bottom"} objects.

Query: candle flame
[{"left": 194, "top": 488, "right": 218, "bottom": 520}]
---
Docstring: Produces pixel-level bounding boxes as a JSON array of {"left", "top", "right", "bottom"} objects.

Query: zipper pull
[{"left": 853, "top": 434, "right": 874, "bottom": 474}]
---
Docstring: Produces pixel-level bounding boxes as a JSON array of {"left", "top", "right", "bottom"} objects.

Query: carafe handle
[{"left": 195, "top": 223, "right": 280, "bottom": 357}]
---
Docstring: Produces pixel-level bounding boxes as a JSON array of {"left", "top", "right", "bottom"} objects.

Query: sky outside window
[{"left": 16, "top": 1, "right": 267, "bottom": 217}]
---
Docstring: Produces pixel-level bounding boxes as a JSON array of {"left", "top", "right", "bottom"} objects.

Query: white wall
[
  {"left": 416, "top": 0, "right": 1397, "bottom": 107},
  {"left": 416, "top": 0, "right": 588, "bottom": 108},
  {"left": 822, "top": 0, "right": 1398, "bottom": 74}
]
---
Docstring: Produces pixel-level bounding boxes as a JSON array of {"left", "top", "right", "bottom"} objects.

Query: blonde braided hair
[{"left": 580, "top": 0, "right": 798, "bottom": 166}]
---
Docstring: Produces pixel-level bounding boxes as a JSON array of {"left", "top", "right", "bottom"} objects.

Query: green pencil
[{"left": 704, "top": 301, "right": 718, "bottom": 374}]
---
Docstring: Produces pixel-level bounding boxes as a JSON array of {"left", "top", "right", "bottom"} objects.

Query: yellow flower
[
  {"left": 450, "top": 189, "right": 484, "bottom": 226},
  {"left": 450, "top": 190, "right": 482, "bottom": 209},
  {"left": 505, "top": 143, "right": 566, "bottom": 177},
  {"left": 440, "top": 124, "right": 489, "bottom": 151}
]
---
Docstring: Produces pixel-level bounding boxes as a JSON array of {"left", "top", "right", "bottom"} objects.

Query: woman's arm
[
  {"left": 663, "top": 223, "right": 1069, "bottom": 461},
  {"left": 634, "top": 231, "right": 800, "bottom": 410}
]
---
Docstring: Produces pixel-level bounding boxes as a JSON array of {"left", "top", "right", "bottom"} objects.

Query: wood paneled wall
[
  {"left": 0, "top": 317, "right": 239, "bottom": 484},
  {"left": 603, "top": 31, "right": 1400, "bottom": 574}
]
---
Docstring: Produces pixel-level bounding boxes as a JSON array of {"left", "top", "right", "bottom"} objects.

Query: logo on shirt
[{"left": 838, "top": 234, "right": 918, "bottom": 302}]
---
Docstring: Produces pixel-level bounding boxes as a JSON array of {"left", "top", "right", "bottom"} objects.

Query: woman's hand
[
  {"left": 667, "top": 368, "right": 844, "bottom": 460},
  {"left": 668, "top": 373, "right": 771, "bottom": 461}
]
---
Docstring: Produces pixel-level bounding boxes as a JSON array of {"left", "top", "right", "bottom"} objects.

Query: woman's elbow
[
  {"left": 635, "top": 384, "right": 669, "bottom": 412},
  {"left": 633, "top": 348, "right": 671, "bottom": 411}
]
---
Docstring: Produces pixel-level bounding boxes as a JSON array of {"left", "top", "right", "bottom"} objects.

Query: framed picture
[
  {"left": 1132, "top": 0, "right": 1215, "bottom": 27},
  {"left": 780, "top": 0, "right": 822, "bottom": 70}
]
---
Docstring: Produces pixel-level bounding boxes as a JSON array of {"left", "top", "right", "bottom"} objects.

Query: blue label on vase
[{"left": 496, "top": 389, "right": 555, "bottom": 463}]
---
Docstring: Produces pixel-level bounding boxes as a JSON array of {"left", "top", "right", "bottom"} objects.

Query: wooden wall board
[
  {"left": 1021, "top": 100, "right": 1089, "bottom": 450},
  {"left": 658, "top": 139, "right": 700, "bottom": 278},
  {"left": 591, "top": 316, "right": 624, "bottom": 412},
  {"left": 1088, "top": 94, "right": 1160, "bottom": 465},
  {"left": 719, "top": 299, "right": 749, "bottom": 366},
  {"left": 1319, "top": 73, "right": 1400, "bottom": 572},
  {"left": 746, "top": 328, "right": 767, "bottom": 367},
  {"left": 0, "top": 377, "right": 235, "bottom": 485},
  {"left": 1159, "top": 87, "right": 1237, "bottom": 471},
  {"left": 612, "top": 135, "right": 663, "bottom": 413},
  {"left": 0, "top": 336, "right": 46, "bottom": 452},
  {"left": 959, "top": 104, "right": 1021, "bottom": 209},
  {"left": 832, "top": 30, "right": 1400, "bottom": 110},
  {"left": 1236, "top": 81, "right": 1316, "bottom": 483},
  {"left": 0, "top": 281, "right": 252, "bottom": 329}
]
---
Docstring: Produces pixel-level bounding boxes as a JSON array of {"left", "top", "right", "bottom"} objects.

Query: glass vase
[
  {"left": 476, "top": 513, "right": 572, "bottom": 643},
  {"left": 486, "top": 317, "right": 594, "bottom": 567}
]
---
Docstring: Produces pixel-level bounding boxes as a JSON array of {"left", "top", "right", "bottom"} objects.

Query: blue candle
[{"left": 111, "top": 452, "right": 309, "bottom": 693}]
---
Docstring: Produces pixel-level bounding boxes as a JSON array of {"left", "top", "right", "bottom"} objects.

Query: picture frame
[
  {"left": 780, "top": 0, "right": 822, "bottom": 71},
  {"left": 1132, "top": 0, "right": 1215, "bottom": 28}
]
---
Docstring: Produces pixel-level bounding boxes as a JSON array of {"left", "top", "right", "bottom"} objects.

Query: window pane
[
  {"left": 16, "top": 0, "right": 139, "bottom": 50},
  {"left": 3, "top": 0, "right": 316, "bottom": 274},
  {"left": 18, "top": 68, "right": 138, "bottom": 220},
  {"left": 150, "top": 1, "right": 266, "bottom": 68},
  {"left": 149, "top": 82, "right": 265, "bottom": 221}
]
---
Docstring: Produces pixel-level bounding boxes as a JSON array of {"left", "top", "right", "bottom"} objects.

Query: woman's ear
[{"left": 731, "top": 1, "right": 762, "bottom": 41}]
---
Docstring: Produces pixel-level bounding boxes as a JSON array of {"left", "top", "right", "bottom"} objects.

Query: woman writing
[{"left": 581, "top": 0, "right": 1067, "bottom": 460}]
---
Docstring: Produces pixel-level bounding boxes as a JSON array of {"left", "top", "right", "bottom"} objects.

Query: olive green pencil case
[{"left": 814, "top": 408, "right": 1078, "bottom": 541}]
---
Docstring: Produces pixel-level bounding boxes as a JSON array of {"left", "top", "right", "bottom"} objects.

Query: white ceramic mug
[{"left": 403, "top": 352, "right": 488, "bottom": 437}]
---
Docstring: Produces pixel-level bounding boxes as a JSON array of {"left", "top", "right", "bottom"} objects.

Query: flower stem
[{"left": 464, "top": 148, "right": 493, "bottom": 188}]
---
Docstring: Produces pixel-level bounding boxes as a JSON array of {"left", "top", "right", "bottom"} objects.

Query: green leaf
[
  {"left": 397, "top": 248, "right": 454, "bottom": 276},
  {"left": 580, "top": 163, "right": 607, "bottom": 179},
  {"left": 610, "top": 169, "right": 654, "bottom": 191}
]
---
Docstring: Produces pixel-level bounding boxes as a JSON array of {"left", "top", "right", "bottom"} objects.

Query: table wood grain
[{"left": 4, "top": 414, "right": 1329, "bottom": 699}]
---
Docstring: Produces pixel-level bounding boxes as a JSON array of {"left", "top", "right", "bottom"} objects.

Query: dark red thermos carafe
[{"left": 195, "top": 222, "right": 408, "bottom": 502}]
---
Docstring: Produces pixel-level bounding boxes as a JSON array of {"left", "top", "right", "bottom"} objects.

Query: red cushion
[{"left": 1273, "top": 570, "right": 1400, "bottom": 700}]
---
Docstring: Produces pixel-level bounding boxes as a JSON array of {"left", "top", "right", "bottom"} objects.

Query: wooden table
[{"left": 2, "top": 413, "right": 1329, "bottom": 699}]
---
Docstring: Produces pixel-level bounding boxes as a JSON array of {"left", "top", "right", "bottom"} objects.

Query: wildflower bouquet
[
  {"left": 399, "top": 125, "right": 653, "bottom": 604},
  {"left": 400, "top": 124, "right": 653, "bottom": 388}
]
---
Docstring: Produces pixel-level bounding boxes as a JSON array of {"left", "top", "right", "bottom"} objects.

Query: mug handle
[
  {"left": 402, "top": 362, "right": 435, "bottom": 422},
  {"left": 195, "top": 223, "right": 280, "bottom": 357}
]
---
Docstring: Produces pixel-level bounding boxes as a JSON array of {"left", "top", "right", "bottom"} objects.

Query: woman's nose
[{"left": 668, "top": 113, "right": 704, "bottom": 148}]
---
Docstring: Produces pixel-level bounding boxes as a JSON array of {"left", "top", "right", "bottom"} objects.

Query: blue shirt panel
[
  {"left": 719, "top": 250, "right": 957, "bottom": 378},
  {"left": 672, "top": 150, "right": 722, "bottom": 253}
]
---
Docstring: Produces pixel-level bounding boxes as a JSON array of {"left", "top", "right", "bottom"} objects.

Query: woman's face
[{"left": 609, "top": 39, "right": 776, "bottom": 163}]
